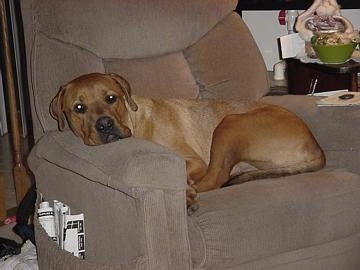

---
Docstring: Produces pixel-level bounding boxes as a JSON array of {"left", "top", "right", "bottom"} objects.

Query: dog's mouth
[
  {"left": 105, "top": 133, "right": 121, "bottom": 143},
  {"left": 98, "top": 130, "right": 130, "bottom": 144},
  {"left": 98, "top": 129, "right": 132, "bottom": 144}
]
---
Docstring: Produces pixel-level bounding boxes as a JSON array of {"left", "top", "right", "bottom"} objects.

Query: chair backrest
[{"left": 20, "top": 0, "right": 269, "bottom": 141}]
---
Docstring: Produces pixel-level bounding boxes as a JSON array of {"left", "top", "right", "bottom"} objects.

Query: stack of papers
[{"left": 315, "top": 90, "right": 360, "bottom": 106}]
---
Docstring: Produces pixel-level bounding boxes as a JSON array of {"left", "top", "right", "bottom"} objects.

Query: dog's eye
[
  {"left": 106, "top": 95, "right": 117, "bottom": 104},
  {"left": 74, "top": 103, "right": 87, "bottom": 114}
]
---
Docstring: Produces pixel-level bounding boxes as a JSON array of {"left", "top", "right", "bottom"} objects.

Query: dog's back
[{"left": 128, "top": 96, "right": 262, "bottom": 163}]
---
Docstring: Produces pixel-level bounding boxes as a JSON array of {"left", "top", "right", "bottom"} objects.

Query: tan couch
[{"left": 20, "top": 0, "right": 360, "bottom": 269}]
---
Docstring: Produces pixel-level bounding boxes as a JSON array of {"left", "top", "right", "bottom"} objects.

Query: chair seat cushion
[{"left": 188, "top": 168, "right": 360, "bottom": 268}]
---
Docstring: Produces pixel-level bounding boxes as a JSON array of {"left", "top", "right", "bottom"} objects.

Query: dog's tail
[{"left": 223, "top": 156, "right": 326, "bottom": 187}]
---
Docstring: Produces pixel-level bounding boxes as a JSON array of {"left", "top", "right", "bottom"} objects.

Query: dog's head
[{"left": 50, "top": 73, "right": 138, "bottom": 145}]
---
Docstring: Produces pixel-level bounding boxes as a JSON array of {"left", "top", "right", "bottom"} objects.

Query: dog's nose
[{"left": 95, "top": 116, "right": 114, "bottom": 133}]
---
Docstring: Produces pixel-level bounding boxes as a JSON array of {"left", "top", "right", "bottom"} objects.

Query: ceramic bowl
[{"left": 312, "top": 42, "right": 357, "bottom": 64}]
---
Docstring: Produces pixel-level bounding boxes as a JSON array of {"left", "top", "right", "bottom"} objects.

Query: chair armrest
[
  {"left": 28, "top": 130, "right": 187, "bottom": 194},
  {"left": 261, "top": 95, "right": 360, "bottom": 174},
  {"left": 28, "top": 130, "right": 192, "bottom": 269}
]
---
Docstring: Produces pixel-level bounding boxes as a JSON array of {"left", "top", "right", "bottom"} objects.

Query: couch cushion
[
  {"left": 105, "top": 52, "right": 199, "bottom": 99},
  {"left": 184, "top": 13, "right": 270, "bottom": 100},
  {"left": 27, "top": 0, "right": 237, "bottom": 59},
  {"left": 188, "top": 169, "right": 360, "bottom": 268},
  {"left": 30, "top": 34, "right": 105, "bottom": 139}
]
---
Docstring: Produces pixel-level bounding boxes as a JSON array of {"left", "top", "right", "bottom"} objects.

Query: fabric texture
[
  {"left": 188, "top": 169, "right": 360, "bottom": 268},
  {"left": 0, "top": 241, "right": 38, "bottom": 270},
  {"left": 104, "top": 53, "right": 199, "bottom": 99},
  {"left": 184, "top": 13, "right": 270, "bottom": 100},
  {"left": 29, "top": 0, "right": 237, "bottom": 59}
]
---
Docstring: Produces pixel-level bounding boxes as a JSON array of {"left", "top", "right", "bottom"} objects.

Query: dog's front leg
[{"left": 185, "top": 158, "right": 207, "bottom": 207}]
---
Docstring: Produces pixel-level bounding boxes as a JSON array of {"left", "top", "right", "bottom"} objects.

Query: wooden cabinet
[{"left": 286, "top": 58, "right": 360, "bottom": 94}]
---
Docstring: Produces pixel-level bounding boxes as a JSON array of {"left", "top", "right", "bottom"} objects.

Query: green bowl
[{"left": 312, "top": 42, "right": 357, "bottom": 64}]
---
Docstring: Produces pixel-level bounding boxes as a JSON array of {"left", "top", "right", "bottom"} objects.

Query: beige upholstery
[{"left": 20, "top": 0, "right": 360, "bottom": 269}]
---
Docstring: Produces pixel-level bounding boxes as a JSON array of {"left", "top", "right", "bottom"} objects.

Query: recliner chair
[{"left": 20, "top": 0, "right": 360, "bottom": 269}]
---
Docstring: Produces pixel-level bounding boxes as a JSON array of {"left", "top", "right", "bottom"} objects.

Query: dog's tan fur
[{"left": 51, "top": 73, "right": 325, "bottom": 205}]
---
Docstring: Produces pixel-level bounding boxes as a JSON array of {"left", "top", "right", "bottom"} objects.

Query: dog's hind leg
[
  {"left": 193, "top": 106, "right": 325, "bottom": 193},
  {"left": 192, "top": 115, "right": 247, "bottom": 193}
]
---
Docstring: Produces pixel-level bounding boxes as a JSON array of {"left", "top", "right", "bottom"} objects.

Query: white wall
[{"left": 242, "top": 9, "right": 360, "bottom": 71}]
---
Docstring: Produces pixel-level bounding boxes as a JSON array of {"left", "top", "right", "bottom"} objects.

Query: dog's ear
[
  {"left": 50, "top": 86, "right": 67, "bottom": 131},
  {"left": 108, "top": 73, "right": 138, "bottom": 111}
]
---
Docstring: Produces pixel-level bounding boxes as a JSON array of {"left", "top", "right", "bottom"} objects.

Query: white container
[
  {"left": 273, "top": 60, "right": 286, "bottom": 81},
  {"left": 38, "top": 201, "right": 57, "bottom": 241}
]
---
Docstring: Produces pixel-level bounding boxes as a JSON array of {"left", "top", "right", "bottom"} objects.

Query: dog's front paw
[
  {"left": 186, "top": 183, "right": 199, "bottom": 214},
  {"left": 186, "top": 184, "right": 197, "bottom": 205}
]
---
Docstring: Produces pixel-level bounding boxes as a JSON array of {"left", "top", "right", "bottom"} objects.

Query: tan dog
[{"left": 51, "top": 73, "right": 325, "bottom": 206}]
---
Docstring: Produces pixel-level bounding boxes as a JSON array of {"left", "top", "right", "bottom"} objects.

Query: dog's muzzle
[{"left": 95, "top": 116, "right": 124, "bottom": 143}]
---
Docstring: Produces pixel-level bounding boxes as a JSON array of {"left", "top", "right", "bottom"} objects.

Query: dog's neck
[
  {"left": 124, "top": 95, "right": 149, "bottom": 137},
  {"left": 124, "top": 95, "right": 156, "bottom": 139},
  {"left": 124, "top": 100, "right": 136, "bottom": 134}
]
